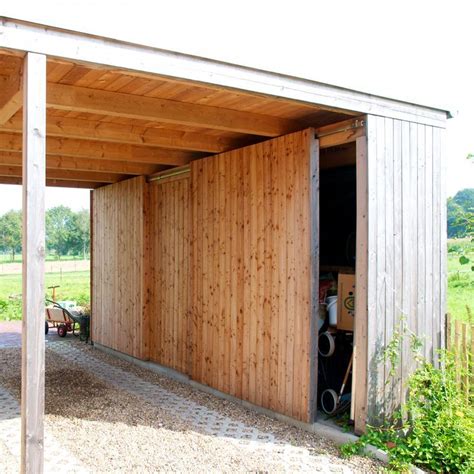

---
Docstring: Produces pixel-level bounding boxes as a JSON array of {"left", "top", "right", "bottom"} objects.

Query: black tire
[
  {"left": 57, "top": 324, "right": 67, "bottom": 338},
  {"left": 45, "top": 321, "right": 49, "bottom": 335}
]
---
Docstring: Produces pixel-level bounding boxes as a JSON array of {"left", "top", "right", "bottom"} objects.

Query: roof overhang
[
  {"left": 0, "top": 17, "right": 451, "bottom": 126},
  {"left": 0, "top": 17, "right": 451, "bottom": 189}
]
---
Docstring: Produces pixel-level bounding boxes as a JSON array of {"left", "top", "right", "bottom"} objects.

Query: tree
[
  {"left": 69, "top": 209, "right": 90, "bottom": 259},
  {"left": 452, "top": 188, "right": 474, "bottom": 212},
  {"left": 447, "top": 188, "right": 474, "bottom": 238},
  {"left": 0, "top": 210, "right": 22, "bottom": 261},
  {"left": 46, "top": 206, "right": 75, "bottom": 259}
]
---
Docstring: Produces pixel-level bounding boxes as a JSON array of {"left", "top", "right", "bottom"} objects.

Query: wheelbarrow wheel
[
  {"left": 45, "top": 321, "right": 49, "bottom": 335},
  {"left": 57, "top": 324, "right": 67, "bottom": 338}
]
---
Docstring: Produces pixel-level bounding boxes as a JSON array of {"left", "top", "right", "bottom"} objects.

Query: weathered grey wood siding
[{"left": 365, "top": 115, "right": 446, "bottom": 424}]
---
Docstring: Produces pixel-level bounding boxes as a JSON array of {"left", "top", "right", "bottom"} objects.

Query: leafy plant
[
  {"left": 0, "top": 298, "right": 22, "bottom": 321},
  {"left": 341, "top": 336, "right": 474, "bottom": 472}
]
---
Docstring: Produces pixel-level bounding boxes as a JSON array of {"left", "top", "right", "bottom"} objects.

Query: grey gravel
[{"left": 0, "top": 342, "right": 382, "bottom": 473}]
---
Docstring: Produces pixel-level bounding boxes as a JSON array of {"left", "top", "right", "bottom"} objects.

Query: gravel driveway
[{"left": 0, "top": 337, "right": 381, "bottom": 473}]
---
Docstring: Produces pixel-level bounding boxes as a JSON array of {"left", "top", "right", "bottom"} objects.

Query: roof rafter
[
  {"left": 0, "top": 64, "right": 22, "bottom": 125},
  {"left": 0, "top": 175, "right": 105, "bottom": 189},
  {"left": 0, "top": 150, "right": 162, "bottom": 175},
  {"left": 0, "top": 131, "right": 198, "bottom": 165},
  {"left": 0, "top": 163, "right": 126, "bottom": 183},
  {"left": 46, "top": 83, "right": 300, "bottom": 137},
  {"left": 2, "top": 112, "right": 248, "bottom": 153}
]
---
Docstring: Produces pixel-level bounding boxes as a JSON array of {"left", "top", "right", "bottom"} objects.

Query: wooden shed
[{"left": 0, "top": 17, "right": 450, "bottom": 471}]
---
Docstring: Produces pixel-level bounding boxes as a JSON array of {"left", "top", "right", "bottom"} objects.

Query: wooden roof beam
[
  {"left": 2, "top": 112, "right": 247, "bottom": 153},
  {"left": 46, "top": 83, "right": 301, "bottom": 137},
  {"left": 0, "top": 175, "right": 105, "bottom": 189},
  {"left": 0, "top": 164, "right": 127, "bottom": 183},
  {"left": 0, "top": 131, "right": 197, "bottom": 165},
  {"left": 0, "top": 65, "right": 22, "bottom": 125},
  {"left": 0, "top": 150, "right": 162, "bottom": 175}
]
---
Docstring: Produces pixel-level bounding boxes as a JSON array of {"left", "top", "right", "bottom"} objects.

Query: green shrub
[
  {"left": 0, "top": 298, "right": 22, "bottom": 320},
  {"left": 341, "top": 351, "right": 474, "bottom": 472}
]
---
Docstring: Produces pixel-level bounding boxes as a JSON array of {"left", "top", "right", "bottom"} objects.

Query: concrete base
[{"left": 92, "top": 342, "right": 396, "bottom": 467}]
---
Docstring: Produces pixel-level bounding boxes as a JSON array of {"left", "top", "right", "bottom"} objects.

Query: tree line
[
  {"left": 448, "top": 188, "right": 474, "bottom": 238},
  {"left": 0, "top": 206, "right": 90, "bottom": 261}
]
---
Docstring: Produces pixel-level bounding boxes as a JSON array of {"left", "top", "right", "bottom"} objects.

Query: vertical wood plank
[
  {"left": 229, "top": 151, "right": 238, "bottom": 396},
  {"left": 21, "top": 52, "right": 47, "bottom": 474},
  {"left": 236, "top": 151, "right": 245, "bottom": 399},
  {"left": 242, "top": 148, "right": 251, "bottom": 400},
  {"left": 262, "top": 140, "right": 273, "bottom": 409},
  {"left": 392, "top": 119, "right": 403, "bottom": 408},
  {"left": 276, "top": 135, "right": 287, "bottom": 414},
  {"left": 384, "top": 118, "right": 395, "bottom": 416},
  {"left": 269, "top": 137, "right": 280, "bottom": 411},
  {"left": 375, "top": 115, "right": 386, "bottom": 421},
  {"left": 366, "top": 115, "right": 378, "bottom": 425},
  {"left": 142, "top": 179, "right": 150, "bottom": 360},
  {"left": 417, "top": 124, "right": 427, "bottom": 357},
  {"left": 408, "top": 122, "right": 419, "bottom": 376},
  {"left": 281, "top": 134, "right": 297, "bottom": 413},
  {"left": 354, "top": 133, "right": 369, "bottom": 433},
  {"left": 255, "top": 144, "right": 265, "bottom": 407},
  {"left": 308, "top": 130, "right": 320, "bottom": 422},
  {"left": 438, "top": 128, "right": 448, "bottom": 351},
  {"left": 424, "top": 126, "right": 434, "bottom": 361},
  {"left": 431, "top": 127, "right": 441, "bottom": 363}
]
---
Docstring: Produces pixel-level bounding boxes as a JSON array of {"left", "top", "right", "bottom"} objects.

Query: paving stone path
[
  {"left": 49, "top": 341, "right": 352, "bottom": 473},
  {"left": 0, "top": 321, "right": 22, "bottom": 348},
  {"left": 0, "top": 386, "right": 87, "bottom": 473}
]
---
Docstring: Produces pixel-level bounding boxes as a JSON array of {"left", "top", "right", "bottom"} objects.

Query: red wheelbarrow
[{"left": 44, "top": 300, "right": 80, "bottom": 337}]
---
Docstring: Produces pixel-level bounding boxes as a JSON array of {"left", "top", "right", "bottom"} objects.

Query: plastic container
[{"left": 326, "top": 295, "right": 337, "bottom": 326}]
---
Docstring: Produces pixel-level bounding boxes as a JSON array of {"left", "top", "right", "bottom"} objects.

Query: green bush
[
  {"left": 341, "top": 352, "right": 474, "bottom": 472},
  {"left": 0, "top": 298, "right": 22, "bottom": 321}
]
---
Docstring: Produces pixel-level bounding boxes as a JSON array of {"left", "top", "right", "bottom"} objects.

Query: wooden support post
[
  {"left": 89, "top": 190, "right": 94, "bottom": 344},
  {"left": 353, "top": 134, "right": 369, "bottom": 434},
  {"left": 21, "top": 52, "right": 47, "bottom": 474}
]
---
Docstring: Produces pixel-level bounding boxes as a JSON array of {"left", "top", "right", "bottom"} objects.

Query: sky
[{"left": 0, "top": 0, "right": 472, "bottom": 215}]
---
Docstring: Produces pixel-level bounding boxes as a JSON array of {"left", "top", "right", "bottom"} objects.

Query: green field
[
  {"left": 448, "top": 238, "right": 474, "bottom": 323},
  {"left": 0, "top": 271, "right": 90, "bottom": 321}
]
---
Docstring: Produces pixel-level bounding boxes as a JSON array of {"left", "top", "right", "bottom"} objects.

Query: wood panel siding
[
  {"left": 365, "top": 115, "right": 446, "bottom": 425},
  {"left": 148, "top": 173, "right": 191, "bottom": 373},
  {"left": 91, "top": 176, "right": 148, "bottom": 359},
  {"left": 190, "top": 129, "right": 316, "bottom": 422}
]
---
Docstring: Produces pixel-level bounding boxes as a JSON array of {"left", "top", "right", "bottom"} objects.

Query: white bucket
[{"left": 326, "top": 295, "right": 337, "bottom": 326}]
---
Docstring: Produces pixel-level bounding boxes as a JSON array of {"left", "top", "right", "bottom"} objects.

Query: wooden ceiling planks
[{"left": 0, "top": 51, "right": 356, "bottom": 187}]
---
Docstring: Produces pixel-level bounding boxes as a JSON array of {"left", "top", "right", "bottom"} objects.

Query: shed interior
[{"left": 0, "top": 49, "right": 365, "bottom": 424}]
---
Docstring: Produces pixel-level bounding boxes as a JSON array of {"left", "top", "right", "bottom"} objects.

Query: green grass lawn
[
  {"left": 447, "top": 238, "right": 474, "bottom": 323},
  {"left": 0, "top": 271, "right": 90, "bottom": 321}
]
